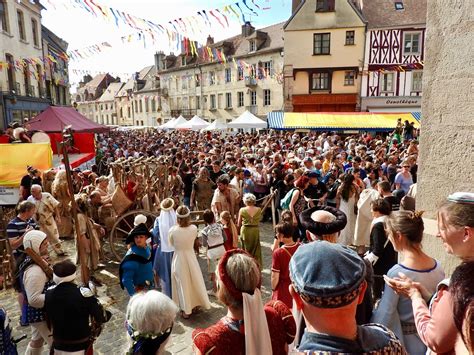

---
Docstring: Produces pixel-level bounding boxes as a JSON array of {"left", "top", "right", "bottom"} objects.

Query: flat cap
[{"left": 290, "top": 241, "right": 365, "bottom": 308}]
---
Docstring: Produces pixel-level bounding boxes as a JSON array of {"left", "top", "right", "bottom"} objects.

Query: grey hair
[
  {"left": 126, "top": 290, "right": 178, "bottom": 336},
  {"left": 31, "top": 184, "right": 42, "bottom": 192},
  {"left": 243, "top": 193, "right": 256, "bottom": 205}
]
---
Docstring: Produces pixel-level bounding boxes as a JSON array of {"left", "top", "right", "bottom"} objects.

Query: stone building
[
  {"left": 157, "top": 21, "right": 284, "bottom": 123},
  {"left": 114, "top": 65, "right": 161, "bottom": 127},
  {"left": 41, "top": 25, "right": 70, "bottom": 107},
  {"left": 74, "top": 73, "right": 115, "bottom": 123},
  {"left": 97, "top": 81, "right": 123, "bottom": 126},
  {"left": 357, "top": 0, "right": 427, "bottom": 113},
  {"left": 129, "top": 65, "right": 161, "bottom": 127},
  {"left": 284, "top": 0, "right": 366, "bottom": 113},
  {"left": 0, "top": 0, "right": 50, "bottom": 128}
]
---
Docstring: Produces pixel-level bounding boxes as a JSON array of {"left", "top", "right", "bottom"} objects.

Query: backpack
[{"left": 280, "top": 188, "right": 297, "bottom": 210}]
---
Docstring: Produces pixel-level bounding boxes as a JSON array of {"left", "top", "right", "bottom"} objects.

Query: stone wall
[
  {"left": 417, "top": 0, "right": 474, "bottom": 219},
  {"left": 417, "top": 0, "right": 473, "bottom": 275}
]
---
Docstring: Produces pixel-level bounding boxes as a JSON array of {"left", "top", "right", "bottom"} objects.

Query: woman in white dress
[
  {"left": 336, "top": 173, "right": 360, "bottom": 246},
  {"left": 170, "top": 205, "right": 210, "bottom": 318}
]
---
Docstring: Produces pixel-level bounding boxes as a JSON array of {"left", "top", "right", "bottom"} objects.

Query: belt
[
  {"left": 53, "top": 336, "right": 90, "bottom": 345},
  {"left": 401, "top": 321, "right": 418, "bottom": 335},
  {"left": 208, "top": 243, "right": 224, "bottom": 250}
]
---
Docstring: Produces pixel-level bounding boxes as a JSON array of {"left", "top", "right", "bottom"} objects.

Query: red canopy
[{"left": 29, "top": 106, "right": 110, "bottom": 133}]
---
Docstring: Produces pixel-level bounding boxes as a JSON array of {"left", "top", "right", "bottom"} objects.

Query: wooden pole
[{"left": 60, "top": 134, "right": 89, "bottom": 284}]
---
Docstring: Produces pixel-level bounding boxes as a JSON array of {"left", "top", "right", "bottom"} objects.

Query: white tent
[
  {"left": 159, "top": 117, "right": 177, "bottom": 129},
  {"left": 202, "top": 120, "right": 228, "bottom": 131},
  {"left": 228, "top": 110, "right": 267, "bottom": 129},
  {"left": 168, "top": 115, "right": 188, "bottom": 129},
  {"left": 175, "top": 115, "right": 209, "bottom": 130}
]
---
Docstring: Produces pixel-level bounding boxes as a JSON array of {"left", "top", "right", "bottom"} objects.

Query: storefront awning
[{"left": 267, "top": 112, "right": 421, "bottom": 131}]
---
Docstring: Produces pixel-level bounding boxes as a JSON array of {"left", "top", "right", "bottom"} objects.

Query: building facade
[
  {"left": 357, "top": 0, "right": 426, "bottom": 113},
  {"left": 0, "top": 0, "right": 51, "bottom": 129},
  {"left": 97, "top": 81, "right": 123, "bottom": 125},
  {"left": 158, "top": 22, "right": 284, "bottom": 123},
  {"left": 284, "top": 0, "right": 366, "bottom": 113},
  {"left": 42, "top": 25, "right": 70, "bottom": 107},
  {"left": 74, "top": 73, "right": 115, "bottom": 123}
]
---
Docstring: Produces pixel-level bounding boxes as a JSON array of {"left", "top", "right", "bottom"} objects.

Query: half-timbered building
[{"left": 357, "top": 0, "right": 427, "bottom": 113}]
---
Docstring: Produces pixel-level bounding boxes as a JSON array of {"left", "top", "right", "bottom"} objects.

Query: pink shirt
[{"left": 412, "top": 285, "right": 457, "bottom": 355}]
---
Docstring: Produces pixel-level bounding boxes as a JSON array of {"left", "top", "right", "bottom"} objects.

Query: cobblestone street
[{"left": 1, "top": 222, "right": 276, "bottom": 354}]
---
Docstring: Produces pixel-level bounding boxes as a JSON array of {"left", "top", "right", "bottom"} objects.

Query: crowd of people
[{"left": 2, "top": 126, "right": 473, "bottom": 355}]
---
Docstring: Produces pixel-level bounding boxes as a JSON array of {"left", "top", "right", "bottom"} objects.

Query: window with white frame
[
  {"left": 225, "top": 93, "right": 232, "bottom": 108},
  {"left": 210, "top": 94, "right": 216, "bottom": 109},
  {"left": 381, "top": 72, "right": 394, "bottom": 92},
  {"left": 237, "top": 67, "right": 244, "bottom": 81},
  {"left": 249, "top": 40, "right": 256, "bottom": 52},
  {"left": 344, "top": 71, "right": 355, "bottom": 86},
  {"left": 262, "top": 61, "right": 273, "bottom": 77},
  {"left": 412, "top": 71, "right": 423, "bottom": 92},
  {"left": 312, "top": 72, "right": 330, "bottom": 90},
  {"left": 209, "top": 71, "right": 215, "bottom": 85},
  {"left": 250, "top": 90, "right": 257, "bottom": 106},
  {"left": 237, "top": 91, "right": 244, "bottom": 107},
  {"left": 403, "top": 32, "right": 421, "bottom": 55},
  {"left": 225, "top": 68, "right": 232, "bottom": 83},
  {"left": 263, "top": 89, "right": 271, "bottom": 106}
]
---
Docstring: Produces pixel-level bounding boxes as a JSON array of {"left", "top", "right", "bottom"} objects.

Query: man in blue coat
[{"left": 119, "top": 224, "right": 154, "bottom": 296}]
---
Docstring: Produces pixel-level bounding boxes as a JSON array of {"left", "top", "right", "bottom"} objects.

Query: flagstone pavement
[{"left": 1, "top": 222, "right": 276, "bottom": 354}]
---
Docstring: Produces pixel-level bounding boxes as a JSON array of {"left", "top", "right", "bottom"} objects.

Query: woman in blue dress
[
  {"left": 152, "top": 198, "right": 177, "bottom": 298},
  {"left": 372, "top": 210, "right": 445, "bottom": 354}
]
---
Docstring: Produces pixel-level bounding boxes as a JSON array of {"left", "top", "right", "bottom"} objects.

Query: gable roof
[
  {"left": 98, "top": 82, "right": 124, "bottom": 102},
  {"left": 360, "top": 0, "right": 427, "bottom": 29},
  {"left": 284, "top": 0, "right": 366, "bottom": 30}
]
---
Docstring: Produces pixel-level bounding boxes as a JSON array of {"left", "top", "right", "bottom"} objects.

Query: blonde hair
[
  {"left": 243, "top": 193, "right": 256, "bottom": 206},
  {"left": 176, "top": 205, "right": 191, "bottom": 227},
  {"left": 220, "top": 211, "right": 238, "bottom": 245},
  {"left": 217, "top": 253, "right": 260, "bottom": 310}
]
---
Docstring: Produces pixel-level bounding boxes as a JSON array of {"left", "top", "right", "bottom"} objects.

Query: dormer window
[
  {"left": 316, "top": 0, "right": 335, "bottom": 12},
  {"left": 249, "top": 40, "right": 256, "bottom": 52}
]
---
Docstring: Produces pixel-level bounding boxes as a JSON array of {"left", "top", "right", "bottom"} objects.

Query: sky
[{"left": 40, "top": 0, "right": 292, "bottom": 91}]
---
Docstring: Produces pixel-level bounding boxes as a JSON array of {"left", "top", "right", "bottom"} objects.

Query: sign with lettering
[{"left": 0, "top": 187, "right": 19, "bottom": 205}]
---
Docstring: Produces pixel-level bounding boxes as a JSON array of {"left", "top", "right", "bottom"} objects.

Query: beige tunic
[{"left": 27, "top": 193, "right": 61, "bottom": 245}]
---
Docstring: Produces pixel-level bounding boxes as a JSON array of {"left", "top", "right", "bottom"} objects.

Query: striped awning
[{"left": 267, "top": 112, "right": 421, "bottom": 131}]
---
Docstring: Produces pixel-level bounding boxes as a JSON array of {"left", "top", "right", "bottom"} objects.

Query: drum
[{"left": 31, "top": 131, "right": 51, "bottom": 143}]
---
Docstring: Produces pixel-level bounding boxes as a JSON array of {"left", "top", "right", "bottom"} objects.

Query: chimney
[
  {"left": 206, "top": 35, "right": 214, "bottom": 46},
  {"left": 154, "top": 51, "right": 166, "bottom": 71},
  {"left": 292, "top": 0, "right": 303, "bottom": 13},
  {"left": 242, "top": 21, "right": 255, "bottom": 37}
]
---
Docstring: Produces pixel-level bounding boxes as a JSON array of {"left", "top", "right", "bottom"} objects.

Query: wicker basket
[{"left": 112, "top": 185, "right": 133, "bottom": 216}]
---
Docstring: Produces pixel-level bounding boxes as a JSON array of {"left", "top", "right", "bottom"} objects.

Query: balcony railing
[
  {"left": 246, "top": 105, "right": 258, "bottom": 115},
  {"left": 244, "top": 77, "right": 257, "bottom": 87},
  {"left": 170, "top": 109, "right": 196, "bottom": 118}
]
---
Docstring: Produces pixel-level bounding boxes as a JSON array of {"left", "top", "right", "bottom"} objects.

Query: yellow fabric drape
[{"left": 0, "top": 143, "right": 53, "bottom": 187}]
